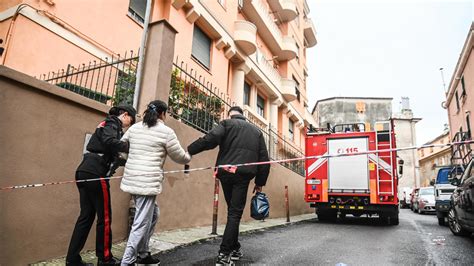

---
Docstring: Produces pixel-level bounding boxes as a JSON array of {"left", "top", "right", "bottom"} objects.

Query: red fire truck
[{"left": 305, "top": 121, "right": 401, "bottom": 225}]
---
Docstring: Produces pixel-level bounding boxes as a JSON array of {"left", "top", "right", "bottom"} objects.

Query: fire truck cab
[{"left": 305, "top": 121, "right": 400, "bottom": 225}]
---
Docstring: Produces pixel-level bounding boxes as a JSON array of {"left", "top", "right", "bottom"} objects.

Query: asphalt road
[{"left": 158, "top": 209, "right": 474, "bottom": 265}]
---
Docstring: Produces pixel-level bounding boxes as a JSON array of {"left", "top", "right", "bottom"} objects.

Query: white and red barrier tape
[{"left": 1, "top": 140, "right": 473, "bottom": 191}]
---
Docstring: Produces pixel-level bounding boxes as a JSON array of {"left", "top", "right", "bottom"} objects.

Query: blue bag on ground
[{"left": 251, "top": 192, "right": 270, "bottom": 220}]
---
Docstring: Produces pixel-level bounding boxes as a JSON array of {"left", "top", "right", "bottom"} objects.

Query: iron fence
[
  {"left": 39, "top": 51, "right": 139, "bottom": 106},
  {"left": 263, "top": 127, "right": 305, "bottom": 176},
  {"left": 169, "top": 57, "right": 305, "bottom": 176},
  {"left": 169, "top": 57, "right": 235, "bottom": 133}
]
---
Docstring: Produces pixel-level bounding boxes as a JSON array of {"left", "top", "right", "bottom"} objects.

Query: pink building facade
[
  {"left": 445, "top": 23, "right": 473, "bottom": 142},
  {"left": 0, "top": 0, "right": 317, "bottom": 153}
]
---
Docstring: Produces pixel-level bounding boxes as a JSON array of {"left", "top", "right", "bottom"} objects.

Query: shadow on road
[
  {"left": 190, "top": 258, "right": 254, "bottom": 266},
  {"left": 310, "top": 215, "right": 398, "bottom": 227}
]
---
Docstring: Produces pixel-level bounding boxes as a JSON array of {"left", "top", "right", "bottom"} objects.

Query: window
[
  {"left": 294, "top": 77, "right": 300, "bottom": 102},
  {"left": 257, "top": 94, "right": 265, "bottom": 117},
  {"left": 455, "top": 90, "right": 460, "bottom": 112},
  {"left": 461, "top": 76, "right": 467, "bottom": 97},
  {"left": 289, "top": 119, "right": 295, "bottom": 141},
  {"left": 128, "top": 0, "right": 146, "bottom": 24},
  {"left": 192, "top": 26, "right": 212, "bottom": 69},
  {"left": 419, "top": 188, "right": 434, "bottom": 195},
  {"left": 244, "top": 82, "right": 251, "bottom": 106}
]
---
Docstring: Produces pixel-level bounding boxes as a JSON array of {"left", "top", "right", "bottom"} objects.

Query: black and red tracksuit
[{"left": 66, "top": 115, "right": 128, "bottom": 264}]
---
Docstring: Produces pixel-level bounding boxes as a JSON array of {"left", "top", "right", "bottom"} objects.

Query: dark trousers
[
  {"left": 219, "top": 176, "right": 251, "bottom": 254},
  {"left": 66, "top": 172, "right": 113, "bottom": 263}
]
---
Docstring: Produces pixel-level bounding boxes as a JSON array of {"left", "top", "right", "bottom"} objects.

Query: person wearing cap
[
  {"left": 187, "top": 106, "right": 270, "bottom": 265},
  {"left": 119, "top": 100, "right": 191, "bottom": 265},
  {"left": 66, "top": 104, "right": 137, "bottom": 266}
]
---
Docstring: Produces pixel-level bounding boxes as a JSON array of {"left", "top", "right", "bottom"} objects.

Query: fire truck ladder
[{"left": 374, "top": 121, "right": 395, "bottom": 196}]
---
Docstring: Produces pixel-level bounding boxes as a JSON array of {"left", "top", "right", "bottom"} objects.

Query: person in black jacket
[
  {"left": 187, "top": 106, "right": 270, "bottom": 265},
  {"left": 66, "top": 104, "right": 136, "bottom": 266}
]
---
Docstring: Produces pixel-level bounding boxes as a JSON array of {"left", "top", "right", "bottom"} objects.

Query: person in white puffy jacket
[{"left": 120, "top": 100, "right": 191, "bottom": 265}]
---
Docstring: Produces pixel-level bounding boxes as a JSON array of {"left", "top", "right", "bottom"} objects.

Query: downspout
[{"left": 133, "top": 0, "right": 153, "bottom": 110}]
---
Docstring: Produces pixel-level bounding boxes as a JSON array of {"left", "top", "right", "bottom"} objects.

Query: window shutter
[
  {"left": 244, "top": 82, "right": 251, "bottom": 106},
  {"left": 129, "top": 0, "right": 146, "bottom": 19},
  {"left": 192, "top": 26, "right": 212, "bottom": 69}
]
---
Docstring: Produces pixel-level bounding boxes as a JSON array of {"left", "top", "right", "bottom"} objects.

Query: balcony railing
[
  {"left": 242, "top": 0, "right": 296, "bottom": 60},
  {"left": 169, "top": 57, "right": 305, "bottom": 176},
  {"left": 252, "top": 0, "right": 283, "bottom": 44},
  {"left": 39, "top": 50, "right": 139, "bottom": 106},
  {"left": 254, "top": 51, "right": 282, "bottom": 90}
]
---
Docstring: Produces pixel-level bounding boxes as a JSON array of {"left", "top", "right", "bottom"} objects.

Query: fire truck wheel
[{"left": 390, "top": 214, "right": 399, "bottom": 225}]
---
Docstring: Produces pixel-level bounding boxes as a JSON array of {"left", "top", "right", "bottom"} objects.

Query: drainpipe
[{"left": 133, "top": 0, "right": 153, "bottom": 110}]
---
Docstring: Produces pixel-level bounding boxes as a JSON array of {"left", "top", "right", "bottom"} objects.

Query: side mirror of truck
[
  {"left": 398, "top": 159, "right": 404, "bottom": 177},
  {"left": 429, "top": 179, "right": 435, "bottom": 186},
  {"left": 450, "top": 178, "right": 461, "bottom": 187}
]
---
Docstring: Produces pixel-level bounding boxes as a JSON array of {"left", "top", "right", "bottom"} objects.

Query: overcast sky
[{"left": 306, "top": 0, "right": 473, "bottom": 144}]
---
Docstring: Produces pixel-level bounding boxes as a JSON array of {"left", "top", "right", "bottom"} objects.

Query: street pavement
[{"left": 158, "top": 209, "right": 474, "bottom": 265}]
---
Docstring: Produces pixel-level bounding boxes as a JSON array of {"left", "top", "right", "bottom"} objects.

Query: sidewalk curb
[{"left": 154, "top": 216, "right": 316, "bottom": 256}]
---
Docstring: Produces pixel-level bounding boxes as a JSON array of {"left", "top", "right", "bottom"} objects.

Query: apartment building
[
  {"left": 0, "top": 0, "right": 317, "bottom": 154},
  {"left": 418, "top": 130, "right": 451, "bottom": 187},
  {"left": 445, "top": 22, "right": 473, "bottom": 142}
]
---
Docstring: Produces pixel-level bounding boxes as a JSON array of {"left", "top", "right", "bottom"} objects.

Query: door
[
  {"left": 456, "top": 160, "right": 474, "bottom": 223},
  {"left": 461, "top": 161, "right": 474, "bottom": 223},
  {"left": 327, "top": 137, "right": 369, "bottom": 191}
]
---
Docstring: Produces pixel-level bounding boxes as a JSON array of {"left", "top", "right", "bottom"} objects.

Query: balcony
[
  {"left": 280, "top": 36, "right": 297, "bottom": 60},
  {"left": 243, "top": 105, "right": 269, "bottom": 130},
  {"left": 267, "top": 0, "right": 298, "bottom": 22},
  {"left": 241, "top": 0, "right": 296, "bottom": 62},
  {"left": 234, "top": 21, "right": 257, "bottom": 55},
  {"left": 281, "top": 78, "right": 297, "bottom": 102},
  {"left": 304, "top": 18, "right": 317, "bottom": 47}
]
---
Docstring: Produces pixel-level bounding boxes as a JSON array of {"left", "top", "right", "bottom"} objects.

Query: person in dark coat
[
  {"left": 66, "top": 104, "right": 136, "bottom": 266},
  {"left": 187, "top": 106, "right": 270, "bottom": 265}
]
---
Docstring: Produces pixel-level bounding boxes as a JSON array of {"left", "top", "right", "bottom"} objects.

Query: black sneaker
[
  {"left": 137, "top": 253, "right": 161, "bottom": 265},
  {"left": 98, "top": 256, "right": 121, "bottom": 266},
  {"left": 216, "top": 253, "right": 234, "bottom": 266},
  {"left": 230, "top": 249, "right": 243, "bottom": 261}
]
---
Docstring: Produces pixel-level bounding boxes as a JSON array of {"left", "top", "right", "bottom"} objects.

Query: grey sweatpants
[{"left": 121, "top": 195, "right": 159, "bottom": 265}]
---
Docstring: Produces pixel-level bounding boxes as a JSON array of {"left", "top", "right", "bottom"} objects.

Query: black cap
[
  {"left": 112, "top": 104, "right": 137, "bottom": 124},
  {"left": 228, "top": 106, "right": 243, "bottom": 115}
]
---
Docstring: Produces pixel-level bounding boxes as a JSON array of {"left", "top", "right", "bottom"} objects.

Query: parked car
[
  {"left": 399, "top": 187, "right": 413, "bottom": 208},
  {"left": 414, "top": 187, "right": 435, "bottom": 214},
  {"left": 410, "top": 188, "right": 419, "bottom": 212},
  {"left": 448, "top": 159, "right": 474, "bottom": 236},
  {"left": 432, "top": 167, "right": 459, "bottom": 226}
]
